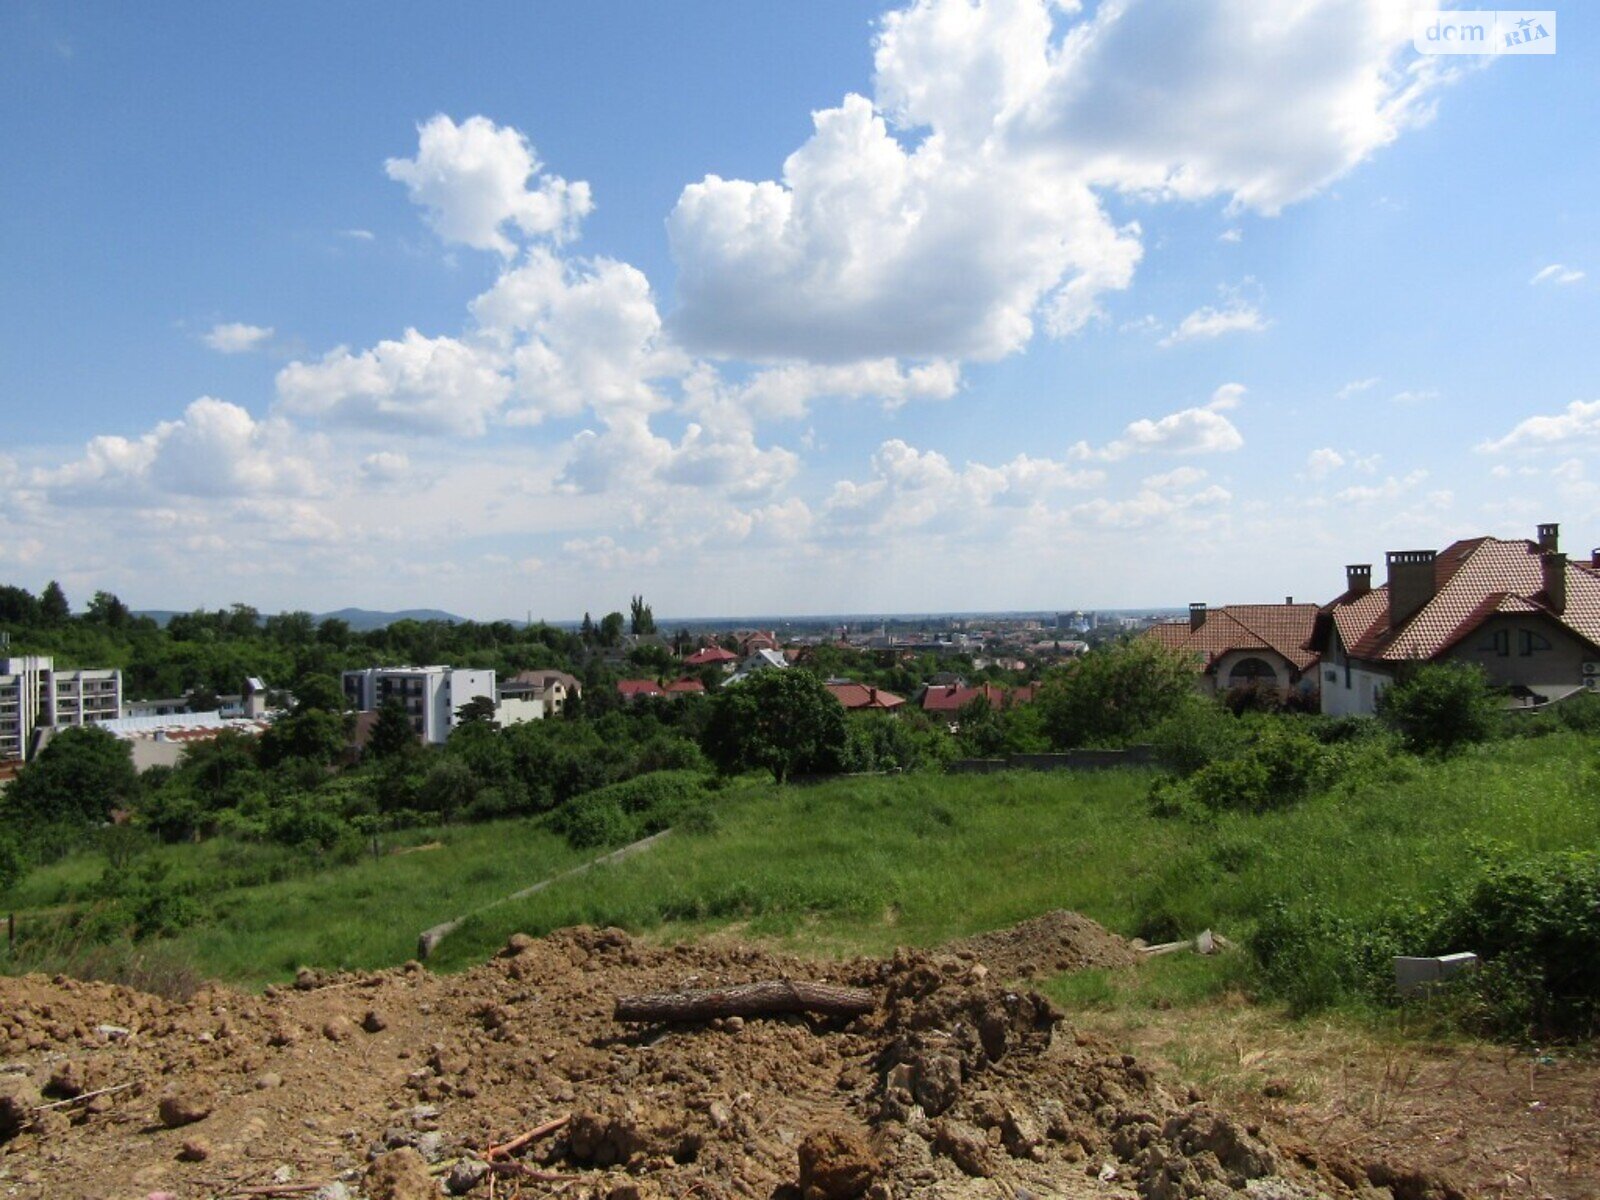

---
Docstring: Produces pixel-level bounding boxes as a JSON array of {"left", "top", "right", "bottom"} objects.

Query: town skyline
[{"left": 3, "top": 2, "right": 1595, "bottom": 620}]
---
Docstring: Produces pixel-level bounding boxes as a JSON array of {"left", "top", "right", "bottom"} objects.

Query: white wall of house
[{"left": 494, "top": 695, "right": 544, "bottom": 727}]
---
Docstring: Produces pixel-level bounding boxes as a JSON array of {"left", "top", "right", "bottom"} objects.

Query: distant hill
[
  {"left": 314, "top": 608, "right": 469, "bottom": 631},
  {"left": 132, "top": 607, "right": 470, "bottom": 631}
]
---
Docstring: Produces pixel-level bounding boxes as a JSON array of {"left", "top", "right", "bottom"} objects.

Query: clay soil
[
  {"left": 1073, "top": 995, "right": 1600, "bottom": 1200},
  {"left": 0, "top": 915, "right": 1549, "bottom": 1200}
]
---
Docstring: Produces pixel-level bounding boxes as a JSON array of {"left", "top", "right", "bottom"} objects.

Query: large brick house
[{"left": 1312, "top": 523, "right": 1600, "bottom": 715}]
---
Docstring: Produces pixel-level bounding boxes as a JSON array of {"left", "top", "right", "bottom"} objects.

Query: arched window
[{"left": 1228, "top": 657, "right": 1277, "bottom": 684}]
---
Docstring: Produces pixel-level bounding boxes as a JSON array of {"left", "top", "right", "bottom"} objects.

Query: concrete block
[{"left": 1393, "top": 952, "right": 1479, "bottom": 998}]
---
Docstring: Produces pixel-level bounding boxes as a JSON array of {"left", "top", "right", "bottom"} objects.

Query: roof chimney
[
  {"left": 1386, "top": 550, "right": 1438, "bottom": 628},
  {"left": 1538, "top": 522, "right": 1560, "bottom": 553},
  {"left": 1542, "top": 551, "right": 1568, "bottom": 615},
  {"left": 1285, "top": 595, "right": 1294, "bottom": 605},
  {"left": 1592, "top": 547, "right": 1600, "bottom": 570},
  {"left": 1189, "top": 603, "right": 1207, "bottom": 631},
  {"left": 1345, "top": 564, "right": 1372, "bottom": 598}
]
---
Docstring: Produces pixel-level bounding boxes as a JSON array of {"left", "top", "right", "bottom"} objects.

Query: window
[
  {"left": 1228, "top": 657, "right": 1277, "bottom": 684},
  {"left": 1518, "top": 629, "right": 1551, "bottom": 656},
  {"left": 1477, "top": 629, "right": 1510, "bottom": 657}
]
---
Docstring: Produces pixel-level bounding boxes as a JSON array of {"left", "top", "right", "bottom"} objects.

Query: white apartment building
[
  {"left": 341, "top": 666, "right": 497, "bottom": 745},
  {"left": 0, "top": 656, "right": 124, "bottom": 762}
]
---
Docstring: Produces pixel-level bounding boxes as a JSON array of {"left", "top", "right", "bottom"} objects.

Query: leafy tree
[
  {"left": 0, "top": 585, "right": 40, "bottom": 626},
  {"left": 40, "top": 580, "right": 70, "bottom": 625},
  {"left": 188, "top": 685, "right": 222, "bottom": 713},
  {"left": 265, "top": 611, "right": 316, "bottom": 646},
  {"left": 1379, "top": 661, "right": 1500, "bottom": 754},
  {"left": 703, "top": 669, "right": 849, "bottom": 783},
  {"left": 85, "top": 590, "right": 131, "bottom": 627},
  {"left": 257, "top": 673, "right": 348, "bottom": 768},
  {"left": 599, "top": 611, "right": 625, "bottom": 647},
  {"left": 316, "top": 617, "right": 351, "bottom": 646},
  {"left": 5, "top": 726, "right": 138, "bottom": 829},
  {"left": 580, "top": 612, "right": 597, "bottom": 646},
  {"left": 454, "top": 694, "right": 499, "bottom": 729},
  {"left": 367, "top": 700, "right": 418, "bottom": 760},
  {"left": 630, "top": 595, "right": 656, "bottom": 635},
  {"left": 1035, "top": 638, "right": 1194, "bottom": 748}
]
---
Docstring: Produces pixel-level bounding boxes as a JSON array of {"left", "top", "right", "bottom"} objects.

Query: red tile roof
[
  {"left": 825, "top": 682, "right": 905, "bottom": 711},
  {"left": 663, "top": 677, "right": 706, "bottom": 695},
  {"left": 616, "top": 679, "right": 664, "bottom": 699},
  {"left": 921, "top": 683, "right": 1008, "bottom": 712},
  {"left": 1330, "top": 538, "right": 1600, "bottom": 663},
  {"left": 683, "top": 647, "right": 737, "bottom": 666},
  {"left": 1146, "top": 604, "right": 1321, "bottom": 673}
]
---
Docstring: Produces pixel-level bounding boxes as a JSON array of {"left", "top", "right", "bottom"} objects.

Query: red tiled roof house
[
  {"left": 1313, "top": 523, "right": 1600, "bottom": 715},
  {"left": 1145, "top": 602, "right": 1321, "bottom": 704}
]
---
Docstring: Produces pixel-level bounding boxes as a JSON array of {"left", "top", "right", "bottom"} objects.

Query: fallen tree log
[{"left": 614, "top": 980, "right": 875, "bottom": 1024}]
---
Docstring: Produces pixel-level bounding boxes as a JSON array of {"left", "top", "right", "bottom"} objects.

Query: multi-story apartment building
[
  {"left": 341, "top": 666, "right": 496, "bottom": 745},
  {"left": 0, "top": 656, "right": 124, "bottom": 762}
]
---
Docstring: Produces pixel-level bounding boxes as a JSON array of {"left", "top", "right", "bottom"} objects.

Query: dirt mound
[
  {"left": 945, "top": 909, "right": 1139, "bottom": 980},
  {"left": 0, "top": 926, "right": 1358, "bottom": 1199}
]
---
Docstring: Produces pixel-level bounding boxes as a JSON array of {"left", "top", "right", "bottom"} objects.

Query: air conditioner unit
[
  {"left": 1585, "top": 677, "right": 1598, "bottom": 690},
  {"left": 1583, "top": 662, "right": 1600, "bottom": 676}
]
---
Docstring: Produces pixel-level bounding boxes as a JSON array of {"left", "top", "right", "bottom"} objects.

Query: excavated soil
[
  {"left": 945, "top": 910, "right": 1140, "bottom": 981},
  {"left": 0, "top": 922, "right": 1413, "bottom": 1200}
]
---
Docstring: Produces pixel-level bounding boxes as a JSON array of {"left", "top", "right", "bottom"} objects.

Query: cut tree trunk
[{"left": 614, "top": 980, "right": 875, "bottom": 1024}]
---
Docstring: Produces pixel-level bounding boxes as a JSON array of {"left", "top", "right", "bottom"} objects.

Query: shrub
[
  {"left": 1379, "top": 662, "right": 1500, "bottom": 755},
  {"left": 551, "top": 770, "right": 710, "bottom": 850},
  {"left": 1434, "top": 851, "right": 1600, "bottom": 1039},
  {"left": 1036, "top": 638, "right": 1195, "bottom": 749},
  {"left": 1155, "top": 722, "right": 1327, "bottom": 816},
  {"left": 1149, "top": 696, "right": 1247, "bottom": 776}
]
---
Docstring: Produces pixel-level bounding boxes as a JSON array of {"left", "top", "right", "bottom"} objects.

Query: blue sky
[{"left": 2, "top": 1, "right": 1595, "bottom": 621}]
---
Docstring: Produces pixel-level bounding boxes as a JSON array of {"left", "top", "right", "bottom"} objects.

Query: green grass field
[{"left": 5, "top": 731, "right": 1596, "bottom": 1001}]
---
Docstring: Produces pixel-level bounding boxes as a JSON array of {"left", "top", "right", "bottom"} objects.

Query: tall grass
[{"left": 5, "top": 732, "right": 1595, "bottom": 1005}]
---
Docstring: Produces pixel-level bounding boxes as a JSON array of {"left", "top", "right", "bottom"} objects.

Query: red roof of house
[
  {"left": 825, "top": 682, "right": 905, "bottom": 710},
  {"left": 1145, "top": 603, "right": 1321, "bottom": 673},
  {"left": 616, "top": 679, "right": 664, "bottom": 699},
  {"left": 683, "top": 646, "right": 737, "bottom": 666},
  {"left": 663, "top": 677, "right": 705, "bottom": 695},
  {"left": 922, "top": 682, "right": 1007, "bottom": 712},
  {"left": 1329, "top": 537, "right": 1600, "bottom": 662}
]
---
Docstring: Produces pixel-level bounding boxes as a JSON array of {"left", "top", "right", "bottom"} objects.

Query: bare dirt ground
[
  {"left": 0, "top": 914, "right": 1564, "bottom": 1200},
  {"left": 1072, "top": 993, "right": 1600, "bottom": 1200}
]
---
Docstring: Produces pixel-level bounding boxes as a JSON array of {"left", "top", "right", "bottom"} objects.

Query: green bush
[
  {"left": 1434, "top": 851, "right": 1600, "bottom": 1039},
  {"left": 550, "top": 770, "right": 710, "bottom": 850},
  {"left": 1154, "top": 722, "right": 1327, "bottom": 817},
  {"left": 1148, "top": 696, "right": 1247, "bottom": 776},
  {"left": 1379, "top": 662, "right": 1500, "bottom": 754}
]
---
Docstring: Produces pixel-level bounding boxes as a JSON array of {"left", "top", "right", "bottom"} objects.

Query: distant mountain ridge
[
  {"left": 313, "top": 608, "right": 470, "bottom": 631},
  {"left": 133, "top": 607, "right": 470, "bottom": 631}
]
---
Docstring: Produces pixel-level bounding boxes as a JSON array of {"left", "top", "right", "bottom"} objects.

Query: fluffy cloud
[
  {"left": 385, "top": 115, "right": 593, "bottom": 256},
  {"left": 203, "top": 322, "right": 274, "bottom": 353},
  {"left": 823, "top": 438, "right": 1102, "bottom": 533},
  {"left": 1160, "top": 299, "right": 1268, "bottom": 345},
  {"left": 1336, "top": 377, "right": 1379, "bottom": 400},
  {"left": 360, "top": 450, "right": 411, "bottom": 484},
  {"left": 1071, "top": 384, "right": 1245, "bottom": 461},
  {"left": 471, "top": 248, "right": 677, "bottom": 425},
  {"left": 668, "top": 0, "right": 1444, "bottom": 364},
  {"left": 1477, "top": 398, "right": 1600, "bottom": 453},
  {"left": 1334, "top": 468, "right": 1427, "bottom": 503},
  {"left": 559, "top": 414, "right": 798, "bottom": 501},
  {"left": 276, "top": 329, "right": 511, "bottom": 437},
  {"left": 35, "top": 398, "right": 320, "bottom": 501},
  {"left": 1306, "top": 447, "right": 1345, "bottom": 478},
  {"left": 669, "top": 94, "right": 1141, "bottom": 362},
  {"left": 1530, "top": 263, "right": 1584, "bottom": 286}
]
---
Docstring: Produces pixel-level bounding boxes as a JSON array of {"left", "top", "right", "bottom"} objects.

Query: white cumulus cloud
[
  {"left": 276, "top": 329, "right": 511, "bottom": 437},
  {"left": 1477, "top": 398, "right": 1600, "bottom": 454},
  {"left": 385, "top": 115, "right": 593, "bottom": 256},
  {"left": 203, "top": 322, "right": 274, "bottom": 353},
  {"left": 1071, "top": 384, "right": 1245, "bottom": 461}
]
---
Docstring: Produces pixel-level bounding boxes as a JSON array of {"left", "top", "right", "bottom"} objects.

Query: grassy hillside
[{"left": 5, "top": 732, "right": 1596, "bottom": 1011}]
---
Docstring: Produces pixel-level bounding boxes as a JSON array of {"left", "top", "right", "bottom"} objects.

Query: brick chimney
[
  {"left": 1189, "top": 603, "right": 1207, "bottom": 631},
  {"left": 1538, "top": 522, "right": 1560, "bottom": 553},
  {"left": 1543, "top": 551, "right": 1568, "bottom": 614},
  {"left": 1386, "top": 550, "right": 1438, "bottom": 627},
  {"left": 1593, "top": 547, "right": 1600, "bottom": 570},
  {"left": 1346, "top": 564, "right": 1372, "bottom": 597}
]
